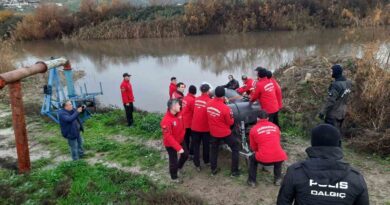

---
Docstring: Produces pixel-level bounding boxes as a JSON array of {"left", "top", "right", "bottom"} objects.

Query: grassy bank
[
  {"left": 0, "top": 161, "right": 162, "bottom": 204},
  {"left": 0, "top": 105, "right": 207, "bottom": 204},
  {"left": 2, "top": 0, "right": 389, "bottom": 40},
  {"left": 0, "top": 160, "right": 204, "bottom": 204},
  {"left": 37, "top": 109, "right": 163, "bottom": 168}
]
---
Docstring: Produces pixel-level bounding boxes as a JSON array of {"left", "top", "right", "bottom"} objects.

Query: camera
[{"left": 77, "top": 104, "right": 87, "bottom": 111}]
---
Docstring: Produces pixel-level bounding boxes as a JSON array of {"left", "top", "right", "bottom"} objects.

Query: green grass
[
  {"left": 279, "top": 112, "right": 307, "bottom": 138},
  {"left": 31, "top": 158, "right": 53, "bottom": 170},
  {"left": 106, "top": 143, "right": 161, "bottom": 168},
  {"left": 0, "top": 114, "right": 12, "bottom": 129},
  {"left": 86, "top": 109, "right": 163, "bottom": 139},
  {"left": 0, "top": 161, "right": 162, "bottom": 205},
  {"left": 37, "top": 109, "right": 163, "bottom": 168}
]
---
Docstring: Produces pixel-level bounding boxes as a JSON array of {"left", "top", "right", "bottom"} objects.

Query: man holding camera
[{"left": 58, "top": 100, "right": 85, "bottom": 160}]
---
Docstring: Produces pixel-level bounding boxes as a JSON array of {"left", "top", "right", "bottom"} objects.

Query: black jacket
[
  {"left": 321, "top": 76, "right": 352, "bottom": 120},
  {"left": 277, "top": 147, "right": 369, "bottom": 205},
  {"left": 224, "top": 79, "right": 240, "bottom": 90}
]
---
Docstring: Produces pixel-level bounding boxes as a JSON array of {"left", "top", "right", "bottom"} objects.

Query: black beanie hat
[
  {"left": 188, "top": 85, "right": 197, "bottom": 95},
  {"left": 266, "top": 70, "right": 272, "bottom": 79},
  {"left": 331, "top": 64, "right": 343, "bottom": 79},
  {"left": 311, "top": 124, "right": 341, "bottom": 147},
  {"left": 215, "top": 86, "right": 225, "bottom": 97},
  {"left": 257, "top": 67, "right": 268, "bottom": 78}
]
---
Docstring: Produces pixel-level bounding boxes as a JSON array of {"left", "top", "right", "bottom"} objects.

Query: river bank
[{"left": 1, "top": 0, "right": 389, "bottom": 40}]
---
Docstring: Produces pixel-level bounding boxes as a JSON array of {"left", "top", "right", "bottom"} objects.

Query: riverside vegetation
[{"left": 0, "top": 0, "right": 389, "bottom": 40}]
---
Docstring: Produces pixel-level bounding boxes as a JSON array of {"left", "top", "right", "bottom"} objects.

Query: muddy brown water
[{"left": 14, "top": 28, "right": 389, "bottom": 112}]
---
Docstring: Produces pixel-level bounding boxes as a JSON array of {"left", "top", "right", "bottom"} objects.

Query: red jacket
[
  {"left": 169, "top": 83, "right": 176, "bottom": 98},
  {"left": 160, "top": 111, "right": 185, "bottom": 151},
  {"left": 250, "top": 77, "right": 279, "bottom": 114},
  {"left": 206, "top": 98, "right": 234, "bottom": 137},
  {"left": 249, "top": 119, "right": 287, "bottom": 163},
  {"left": 236, "top": 78, "right": 254, "bottom": 95},
  {"left": 120, "top": 80, "right": 134, "bottom": 104},
  {"left": 172, "top": 90, "right": 184, "bottom": 100},
  {"left": 270, "top": 77, "right": 283, "bottom": 109},
  {"left": 182, "top": 93, "right": 196, "bottom": 128},
  {"left": 191, "top": 93, "right": 211, "bottom": 132}
]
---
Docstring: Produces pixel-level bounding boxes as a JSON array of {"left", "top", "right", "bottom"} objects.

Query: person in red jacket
[
  {"left": 266, "top": 70, "right": 283, "bottom": 109},
  {"left": 236, "top": 75, "right": 254, "bottom": 95},
  {"left": 247, "top": 110, "right": 287, "bottom": 187},
  {"left": 160, "top": 98, "right": 188, "bottom": 183},
  {"left": 250, "top": 67, "right": 279, "bottom": 126},
  {"left": 172, "top": 82, "right": 185, "bottom": 100},
  {"left": 207, "top": 86, "right": 240, "bottom": 176},
  {"left": 120, "top": 73, "right": 135, "bottom": 126},
  {"left": 191, "top": 83, "right": 211, "bottom": 171},
  {"left": 266, "top": 70, "right": 283, "bottom": 128},
  {"left": 182, "top": 85, "right": 197, "bottom": 159},
  {"left": 169, "top": 77, "right": 177, "bottom": 99}
]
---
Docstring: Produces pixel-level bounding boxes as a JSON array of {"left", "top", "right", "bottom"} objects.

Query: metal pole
[{"left": 9, "top": 81, "right": 31, "bottom": 173}]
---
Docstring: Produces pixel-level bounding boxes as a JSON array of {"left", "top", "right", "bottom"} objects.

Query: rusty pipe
[
  {"left": 0, "top": 57, "right": 69, "bottom": 89},
  {"left": 9, "top": 81, "right": 31, "bottom": 173}
]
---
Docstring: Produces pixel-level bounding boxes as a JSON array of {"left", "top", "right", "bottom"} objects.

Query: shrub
[
  {"left": 0, "top": 39, "right": 16, "bottom": 73},
  {"left": 0, "top": 10, "right": 13, "bottom": 22},
  {"left": 13, "top": 4, "right": 74, "bottom": 40}
]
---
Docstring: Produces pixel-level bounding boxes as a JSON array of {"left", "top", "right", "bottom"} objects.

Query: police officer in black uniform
[
  {"left": 277, "top": 124, "right": 369, "bottom": 205},
  {"left": 319, "top": 64, "right": 352, "bottom": 131}
]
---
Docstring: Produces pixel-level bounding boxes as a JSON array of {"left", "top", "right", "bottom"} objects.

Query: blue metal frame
[{"left": 41, "top": 61, "right": 103, "bottom": 124}]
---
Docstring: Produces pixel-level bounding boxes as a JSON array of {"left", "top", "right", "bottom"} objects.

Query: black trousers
[
  {"left": 166, "top": 143, "right": 189, "bottom": 179},
  {"left": 184, "top": 128, "right": 194, "bottom": 156},
  {"left": 124, "top": 103, "right": 134, "bottom": 126},
  {"left": 325, "top": 117, "right": 344, "bottom": 133},
  {"left": 191, "top": 131, "right": 210, "bottom": 167},
  {"left": 268, "top": 111, "right": 280, "bottom": 128},
  {"left": 210, "top": 134, "right": 239, "bottom": 173},
  {"left": 248, "top": 154, "right": 283, "bottom": 182}
]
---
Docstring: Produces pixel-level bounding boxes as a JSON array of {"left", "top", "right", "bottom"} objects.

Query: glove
[{"left": 318, "top": 113, "right": 325, "bottom": 120}]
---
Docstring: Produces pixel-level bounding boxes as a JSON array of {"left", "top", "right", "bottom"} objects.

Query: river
[{"left": 14, "top": 28, "right": 389, "bottom": 112}]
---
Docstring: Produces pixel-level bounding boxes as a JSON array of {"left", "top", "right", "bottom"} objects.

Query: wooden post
[{"left": 9, "top": 81, "right": 31, "bottom": 173}]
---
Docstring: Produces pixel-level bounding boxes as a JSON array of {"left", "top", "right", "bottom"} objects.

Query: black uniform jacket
[{"left": 277, "top": 146, "right": 369, "bottom": 205}]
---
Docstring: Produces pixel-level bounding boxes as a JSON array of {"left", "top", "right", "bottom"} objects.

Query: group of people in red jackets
[
  {"left": 161, "top": 67, "right": 287, "bottom": 186},
  {"left": 124, "top": 67, "right": 369, "bottom": 204}
]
